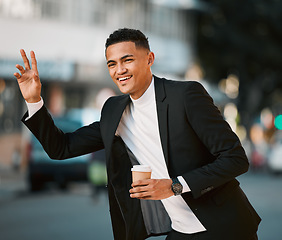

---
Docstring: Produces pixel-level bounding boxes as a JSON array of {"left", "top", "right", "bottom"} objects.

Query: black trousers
[{"left": 165, "top": 229, "right": 258, "bottom": 240}]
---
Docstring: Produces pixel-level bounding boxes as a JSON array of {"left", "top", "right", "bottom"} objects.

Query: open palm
[{"left": 14, "top": 49, "right": 41, "bottom": 103}]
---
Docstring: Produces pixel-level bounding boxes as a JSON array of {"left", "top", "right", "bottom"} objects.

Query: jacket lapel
[
  {"left": 102, "top": 77, "right": 169, "bottom": 167},
  {"left": 101, "top": 94, "right": 131, "bottom": 161},
  {"left": 154, "top": 76, "right": 169, "bottom": 166},
  {"left": 102, "top": 95, "right": 147, "bottom": 239},
  {"left": 110, "top": 95, "right": 131, "bottom": 136}
]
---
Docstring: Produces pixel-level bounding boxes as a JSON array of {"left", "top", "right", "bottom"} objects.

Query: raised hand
[{"left": 14, "top": 49, "right": 41, "bottom": 103}]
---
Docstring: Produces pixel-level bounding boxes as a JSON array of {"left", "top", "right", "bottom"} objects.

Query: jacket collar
[
  {"left": 102, "top": 94, "right": 131, "bottom": 157},
  {"left": 153, "top": 76, "right": 169, "bottom": 165},
  {"left": 154, "top": 75, "right": 166, "bottom": 103},
  {"left": 106, "top": 75, "right": 169, "bottom": 166}
]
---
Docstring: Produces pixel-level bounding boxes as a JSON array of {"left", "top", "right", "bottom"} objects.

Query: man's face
[{"left": 106, "top": 41, "right": 154, "bottom": 100}]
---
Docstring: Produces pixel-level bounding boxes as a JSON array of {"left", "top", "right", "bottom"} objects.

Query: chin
[{"left": 118, "top": 87, "right": 130, "bottom": 95}]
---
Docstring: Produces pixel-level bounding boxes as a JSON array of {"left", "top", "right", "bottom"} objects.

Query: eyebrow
[
  {"left": 107, "top": 54, "right": 134, "bottom": 65},
  {"left": 121, "top": 54, "right": 134, "bottom": 60}
]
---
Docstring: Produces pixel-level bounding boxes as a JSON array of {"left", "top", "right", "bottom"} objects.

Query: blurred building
[
  {"left": 0, "top": 0, "right": 204, "bottom": 167},
  {"left": 0, "top": 0, "right": 202, "bottom": 134}
]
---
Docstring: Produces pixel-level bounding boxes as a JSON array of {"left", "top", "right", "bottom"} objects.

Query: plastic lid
[{"left": 131, "top": 165, "right": 152, "bottom": 172}]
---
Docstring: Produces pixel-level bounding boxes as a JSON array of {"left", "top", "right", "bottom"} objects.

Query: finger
[
  {"left": 15, "top": 64, "right": 25, "bottom": 75},
  {"left": 130, "top": 192, "right": 151, "bottom": 199},
  {"left": 132, "top": 179, "right": 150, "bottom": 187},
  {"left": 14, "top": 72, "right": 21, "bottom": 79},
  {"left": 30, "top": 51, "right": 38, "bottom": 74},
  {"left": 20, "top": 49, "right": 31, "bottom": 69},
  {"left": 129, "top": 186, "right": 147, "bottom": 194}
]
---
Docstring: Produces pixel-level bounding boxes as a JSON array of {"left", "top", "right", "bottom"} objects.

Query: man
[{"left": 15, "top": 28, "right": 261, "bottom": 240}]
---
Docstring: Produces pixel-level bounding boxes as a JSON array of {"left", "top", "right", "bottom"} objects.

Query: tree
[{"left": 196, "top": 0, "right": 282, "bottom": 128}]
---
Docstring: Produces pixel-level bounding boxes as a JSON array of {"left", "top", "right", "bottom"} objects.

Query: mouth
[{"left": 117, "top": 75, "right": 132, "bottom": 82}]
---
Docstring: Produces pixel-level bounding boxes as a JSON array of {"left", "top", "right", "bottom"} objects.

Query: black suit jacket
[{"left": 23, "top": 76, "right": 261, "bottom": 240}]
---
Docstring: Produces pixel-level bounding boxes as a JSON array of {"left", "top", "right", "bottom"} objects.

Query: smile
[{"left": 117, "top": 75, "right": 132, "bottom": 81}]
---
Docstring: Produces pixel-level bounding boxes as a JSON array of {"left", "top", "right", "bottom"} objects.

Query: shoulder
[
  {"left": 102, "top": 94, "right": 128, "bottom": 108},
  {"left": 100, "top": 94, "right": 130, "bottom": 118},
  {"left": 154, "top": 75, "right": 208, "bottom": 96},
  {"left": 155, "top": 75, "right": 205, "bottom": 89}
]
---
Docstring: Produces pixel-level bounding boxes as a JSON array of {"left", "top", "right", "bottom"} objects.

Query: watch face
[{"left": 172, "top": 183, "right": 183, "bottom": 195}]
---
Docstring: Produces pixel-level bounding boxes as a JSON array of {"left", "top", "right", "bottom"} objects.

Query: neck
[{"left": 130, "top": 73, "right": 153, "bottom": 100}]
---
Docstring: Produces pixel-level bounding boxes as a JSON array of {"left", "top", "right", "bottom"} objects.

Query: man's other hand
[{"left": 130, "top": 179, "right": 174, "bottom": 200}]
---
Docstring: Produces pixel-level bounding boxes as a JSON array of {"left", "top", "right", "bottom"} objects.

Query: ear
[{"left": 148, "top": 52, "right": 155, "bottom": 66}]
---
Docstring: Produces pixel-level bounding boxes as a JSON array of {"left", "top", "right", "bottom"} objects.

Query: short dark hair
[{"left": 105, "top": 28, "right": 150, "bottom": 51}]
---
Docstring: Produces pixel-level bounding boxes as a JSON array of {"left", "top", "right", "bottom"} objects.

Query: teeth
[{"left": 118, "top": 76, "right": 130, "bottom": 81}]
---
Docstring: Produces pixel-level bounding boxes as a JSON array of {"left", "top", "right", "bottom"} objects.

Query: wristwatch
[{"left": 171, "top": 178, "right": 183, "bottom": 196}]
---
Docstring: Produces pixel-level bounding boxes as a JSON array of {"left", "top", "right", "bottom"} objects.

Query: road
[
  {"left": 238, "top": 172, "right": 282, "bottom": 240},
  {"left": 0, "top": 170, "right": 282, "bottom": 240}
]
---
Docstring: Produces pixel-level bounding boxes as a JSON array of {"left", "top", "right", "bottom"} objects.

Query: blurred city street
[
  {"left": 1, "top": 1, "right": 282, "bottom": 240},
  {"left": 1, "top": 168, "right": 282, "bottom": 240}
]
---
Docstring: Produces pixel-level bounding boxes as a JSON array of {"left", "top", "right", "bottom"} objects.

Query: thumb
[{"left": 33, "top": 73, "right": 40, "bottom": 82}]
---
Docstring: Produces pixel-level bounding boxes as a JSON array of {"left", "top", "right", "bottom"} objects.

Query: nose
[{"left": 116, "top": 63, "right": 127, "bottom": 75}]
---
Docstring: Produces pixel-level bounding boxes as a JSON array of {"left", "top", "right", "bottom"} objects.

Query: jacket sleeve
[
  {"left": 22, "top": 105, "right": 104, "bottom": 160},
  {"left": 182, "top": 82, "right": 249, "bottom": 199}
]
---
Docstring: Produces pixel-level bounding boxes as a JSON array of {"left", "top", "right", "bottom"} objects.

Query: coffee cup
[{"left": 131, "top": 165, "right": 152, "bottom": 182}]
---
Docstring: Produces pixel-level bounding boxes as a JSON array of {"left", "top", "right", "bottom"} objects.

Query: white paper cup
[{"left": 131, "top": 165, "right": 152, "bottom": 182}]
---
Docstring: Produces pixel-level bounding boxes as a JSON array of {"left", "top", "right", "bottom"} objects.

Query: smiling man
[
  {"left": 15, "top": 28, "right": 260, "bottom": 240},
  {"left": 106, "top": 40, "right": 154, "bottom": 100}
]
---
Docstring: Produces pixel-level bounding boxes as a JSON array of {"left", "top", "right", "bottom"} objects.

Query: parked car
[
  {"left": 65, "top": 108, "right": 107, "bottom": 195},
  {"left": 26, "top": 117, "right": 92, "bottom": 191}
]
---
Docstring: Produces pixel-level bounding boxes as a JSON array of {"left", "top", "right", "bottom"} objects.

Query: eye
[
  {"left": 125, "top": 58, "right": 133, "bottom": 62},
  {"left": 107, "top": 63, "right": 116, "bottom": 68}
]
